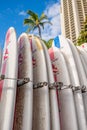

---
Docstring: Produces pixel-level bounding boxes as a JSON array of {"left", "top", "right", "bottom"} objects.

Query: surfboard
[
  {"left": 77, "top": 46, "right": 87, "bottom": 78},
  {"left": 49, "top": 47, "right": 78, "bottom": 130},
  {"left": 77, "top": 46, "right": 87, "bottom": 124},
  {"left": 0, "top": 27, "right": 18, "bottom": 130},
  {"left": 52, "top": 35, "right": 87, "bottom": 130},
  {"left": 0, "top": 48, "right": 2, "bottom": 71},
  {"left": 13, "top": 33, "right": 33, "bottom": 130},
  {"left": 80, "top": 54, "right": 87, "bottom": 77},
  {"left": 40, "top": 39, "right": 60, "bottom": 130},
  {"left": 67, "top": 39, "right": 87, "bottom": 87},
  {"left": 28, "top": 35, "right": 50, "bottom": 130},
  {"left": 53, "top": 35, "right": 80, "bottom": 86},
  {"left": 81, "top": 43, "right": 87, "bottom": 52},
  {"left": 82, "top": 91, "right": 87, "bottom": 123},
  {"left": 67, "top": 40, "right": 87, "bottom": 129}
]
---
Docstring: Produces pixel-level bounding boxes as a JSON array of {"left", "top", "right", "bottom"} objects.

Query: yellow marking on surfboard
[
  {"left": 28, "top": 34, "right": 42, "bottom": 50},
  {"left": 35, "top": 37, "right": 43, "bottom": 50}
]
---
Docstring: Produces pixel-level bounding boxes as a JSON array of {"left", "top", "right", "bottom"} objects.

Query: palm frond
[
  {"left": 39, "top": 21, "right": 52, "bottom": 28},
  {"left": 24, "top": 10, "right": 52, "bottom": 37},
  {"left": 39, "top": 13, "right": 48, "bottom": 21},
  {"left": 29, "top": 16, "right": 35, "bottom": 20},
  {"left": 24, "top": 18, "right": 35, "bottom": 25},
  {"left": 32, "top": 25, "right": 38, "bottom": 31},
  {"left": 42, "top": 21, "right": 52, "bottom": 25},
  {"left": 27, "top": 10, "right": 38, "bottom": 20}
]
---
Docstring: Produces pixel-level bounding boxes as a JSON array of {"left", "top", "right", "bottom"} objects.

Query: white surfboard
[
  {"left": 0, "top": 48, "right": 2, "bottom": 71},
  {"left": 79, "top": 54, "right": 87, "bottom": 77},
  {"left": 40, "top": 39, "right": 60, "bottom": 130},
  {"left": 53, "top": 35, "right": 87, "bottom": 130},
  {"left": 67, "top": 40, "right": 87, "bottom": 128},
  {"left": 82, "top": 91, "right": 87, "bottom": 122},
  {"left": 81, "top": 43, "right": 87, "bottom": 52},
  {"left": 13, "top": 33, "right": 33, "bottom": 130},
  {"left": 29, "top": 35, "right": 50, "bottom": 130},
  {"left": 0, "top": 27, "right": 18, "bottom": 130},
  {"left": 77, "top": 46, "right": 87, "bottom": 123},
  {"left": 49, "top": 47, "right": 78, "bottom": 130},
  {"left": 77, "top": 46, "right": 87, "bottom": 77},
  {"left": 53, "top": 36, "right": 80, "bottom": 85},
  {"left": 67, "top": 39, "right": 87, "bottom": 87}
]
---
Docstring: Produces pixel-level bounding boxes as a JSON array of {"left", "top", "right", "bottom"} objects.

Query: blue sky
[{"left": 0, "top": 0, "right": 61, "bottom": 48}]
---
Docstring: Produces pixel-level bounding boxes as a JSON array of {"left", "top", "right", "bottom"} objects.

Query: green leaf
[
  {"left": 23, "top": 10, "right": 52, "bottom": 37},
  {"left": 33, "top": 25, "right": 38, "bottom": 31},
  {"left": 39, "top": 13, "right": 48, "bottom": 21},
  {"left": 41, "top": 21, "right": 52, "bottom": 25},
  {"left": 27, "top": 10, "right": 38, "bottom": 20},
  {"left": 76, "top": 16, "right": 87, "bottom": 46},
  {"left": 24, "top": 18, "right": 35, "bottom": 25}
]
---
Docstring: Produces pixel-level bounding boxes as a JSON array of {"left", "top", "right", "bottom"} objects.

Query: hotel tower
[{"left": 61, "top": 0, "right": 87, "bottom": 43}]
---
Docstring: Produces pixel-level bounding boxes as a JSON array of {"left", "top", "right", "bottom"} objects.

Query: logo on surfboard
[
  {"left": 4, "top": 48, "right": 9, "bottom": 60},
  {"left": 52, "top": 63, "right": 58, "bottom": 74},
  {"left": 18, "top": 53, "right": 23, "bottom": 65},
  {"left": 32, "top": 56, "right": 36, "bottom": 67}
]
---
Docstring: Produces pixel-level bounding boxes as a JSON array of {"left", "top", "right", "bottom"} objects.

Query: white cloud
[
  {"left": 29, "top": 1, "right": 61, "bottom": 41},
  {"left": 42, "top": 2, "right": 61, "bottom": 41},
  {"left": 19, "top": 11, "right": 26, "bottom": 16},
  {"left": 44, "top": 3, "right": 60, "bottom": 18}
]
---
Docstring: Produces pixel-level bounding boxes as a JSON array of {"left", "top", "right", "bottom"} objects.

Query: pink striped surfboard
[
  {"left": 49, "top": 47, "right": 78, "bottom": 130},
  {"left": 13, "top": 33, "right": 33, "bottom": 130},
  {"left": 0, "top": 27, "right": 18, "bottom": 130}
]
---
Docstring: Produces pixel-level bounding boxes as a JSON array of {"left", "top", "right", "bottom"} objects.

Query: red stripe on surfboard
[
  {"left": 19, "top": 37, "right": 24, "bottom": 49},
  {"left": 50, "top": 50, "right": 58, "bottom": 79},
  {"left": 49, "top": 47, "right": 62, "bottom": 128},
  {"left": 0, "top": 62, "right": 7, "bottom": 98},
  {"left": 29, "top": 39, "right": 36, "bottom": 66},
  {"left": 29, "top": 39, "right": 33, "bottom": 51},
  {"left": 49, "top": 48, "right": 58, "bottom": 80},
  {"left": 49, "top": 48, "right": 59, "bottom": 95},
  {"left": 49, "top": 48, "right": 54, "bottom": 61},
  {"left": 0, "top": 29, "right": 10, "bottom": 99}
]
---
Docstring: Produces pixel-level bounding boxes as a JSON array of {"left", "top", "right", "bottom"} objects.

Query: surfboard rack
[
  {"left": 33, "top": 81, "right": 72, "bottom": 90},
  {"left": 33, "top": 82, "right": 48, "bottom": 89},
  {"left": 0, "top": 74, "right": 30, "bottom": 86},
  {"left": 81, "top": 85, "right": 87, "bottom": 93},
  {"left": 71, "top": 86, "right": 81, "bottom": 91},
  {"left": 17, "top": 78, "right": 30, "bottom": 87},
  {"left": 49, "top": 82, "right": 63, "bottom": 89},
  {"left": 0, "top": 74, "right": 5, "bottom": 80}
]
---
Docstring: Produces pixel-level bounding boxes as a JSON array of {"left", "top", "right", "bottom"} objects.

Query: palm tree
[
  {"left": 24, "top": 10, "right": 52, "bottom": 38},
  {"left": 76, "top": 16, "right": 87, "bottom": 46},
  {"left": 42, "top": 39, "right": 53, "bottom": 49}
]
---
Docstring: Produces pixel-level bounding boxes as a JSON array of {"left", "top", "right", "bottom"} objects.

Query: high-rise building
[{"left": 61, "top": 0, "right": 87, "bottom": 43}]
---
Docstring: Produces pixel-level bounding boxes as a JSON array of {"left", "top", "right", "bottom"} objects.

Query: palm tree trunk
[{"left": 38, "top": 26, "right": 42, "bottom": 38}]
